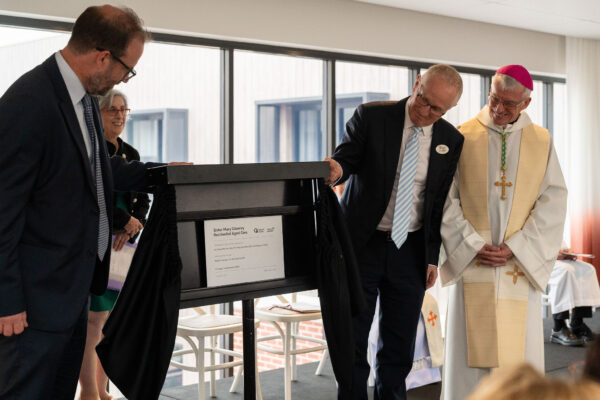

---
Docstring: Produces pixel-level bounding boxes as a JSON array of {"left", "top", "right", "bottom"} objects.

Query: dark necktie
[{"left": 82, "top": 94, "right": 110, "bottom": 261}]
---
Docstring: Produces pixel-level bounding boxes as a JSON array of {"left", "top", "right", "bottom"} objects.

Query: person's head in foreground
[{"left": 466, "top": 362, "right": 600, "bottom": 400}]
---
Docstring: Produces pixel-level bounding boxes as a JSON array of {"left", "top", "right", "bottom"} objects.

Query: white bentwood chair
[
  {"left": 255, "top": 292, "right": 329, "bottom": 400},
  {"left": 170, "top": 305, "right": 262, "bottom": 400}
]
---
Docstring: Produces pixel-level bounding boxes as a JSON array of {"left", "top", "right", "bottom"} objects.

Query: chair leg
[
  {"left": 197, "top": 337, "right": 206, "bottom": 400},
  {"left": 210, "top": 336, "right": 216, "bottom": 397},
  {"left": 291, "top": 322, "right": 298, "bottom": 381},
  {"left": 229, "top": 365, "right": 243, "bottom": 393},
  {"left": 284, "top": 321, "right": 292, "bottom": 400},
  {"left": 315, "top": 348, "right": 329, "bottom": 376}
]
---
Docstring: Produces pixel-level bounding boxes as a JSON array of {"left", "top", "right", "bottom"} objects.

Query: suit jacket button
[{"left": 132, "top": 197, "right": 137, "bottom": 203}]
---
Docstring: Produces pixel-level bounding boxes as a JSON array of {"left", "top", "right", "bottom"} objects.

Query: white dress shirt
[
  {"left": 377, "top": 102, "right": 433, "bottom": 232},
  {"left": 55, "top": 51, "right": 93, "bottom": 161}
]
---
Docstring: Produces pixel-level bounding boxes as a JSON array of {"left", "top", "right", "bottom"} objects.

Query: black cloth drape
[
  {"left": 316, "top": 182, "right": 366, "bottom": 399},
  {"left": 96, "top": 181, "right": 363, "bottom": 399},
  {"left": 97, "top": 185, "right": 182, "bottom": 400}
]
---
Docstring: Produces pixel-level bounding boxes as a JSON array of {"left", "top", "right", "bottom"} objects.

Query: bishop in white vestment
[{"left": 439, "top": 65, "right": 567, "bottom": 400}]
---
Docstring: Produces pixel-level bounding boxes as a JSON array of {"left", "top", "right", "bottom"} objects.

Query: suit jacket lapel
[
  {"left": 44, "top": 56, "right": 96, "bottom": 196},
  {"left": 425, "top": 122, "right": 445, "bottom": 195},
  {"left": 384, "top": 99, "right": 407, "bottom": 199}
]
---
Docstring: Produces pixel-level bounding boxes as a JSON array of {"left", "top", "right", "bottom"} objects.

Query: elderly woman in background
[{"left": 78, "top": 89, "right": 150, "bottom": 400}]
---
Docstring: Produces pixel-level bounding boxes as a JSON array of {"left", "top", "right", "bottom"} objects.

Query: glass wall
[
  {"left": 335, "top": 62, "right": 409, "bottom": 143},
  {"left": 527, "top": 80, "right": 545, "bottom": 127},
  {"left": 234, "top": 50, "right": 323, "bottom": 163},
  {"left": 444, "top": 72, "right": 482, "bottom": 126},
  {"left": 0, "top": 26, "right": 69, "bottom": 93},
  {"left": 124, "top": 42, "right": 221, "bottom": 164}
]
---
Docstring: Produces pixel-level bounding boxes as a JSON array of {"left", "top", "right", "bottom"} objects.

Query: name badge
[{"left": 436, "top": 144, "right": 449, "bottom": 154}]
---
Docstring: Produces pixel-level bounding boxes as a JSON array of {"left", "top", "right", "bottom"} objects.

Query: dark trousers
[
  {"left": 0, "top": 302, "right": 88, "bottom": 399},
  {"left": 553, "top": 306, "right": 593, "bottom": 328},
  {"left": 345, "top": 229, "right": 426, "bottom": 400},
  {"left": 553, "top": 306, "right": 593, "bottom": 321}
]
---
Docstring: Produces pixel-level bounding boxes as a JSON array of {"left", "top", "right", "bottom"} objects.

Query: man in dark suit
[
  {"left": 0, "top": 5, "right": 160, "bottom": 399},
  {"left": 325, "top": 64, "right": 464, "bottom": 399}
]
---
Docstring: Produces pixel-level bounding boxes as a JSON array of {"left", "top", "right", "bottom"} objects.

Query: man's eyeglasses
[
  {"left": 488, "top": 92, "right": 526, "bottom": 111},
  {"left": 415, "top": 88, "right": 446, "bottom": 116},
  {"left": 96, "top": 47, "right": 136, "bottom": 82},
  {"left": 104, "top": 107, "right": 131, "bottom": 116}
]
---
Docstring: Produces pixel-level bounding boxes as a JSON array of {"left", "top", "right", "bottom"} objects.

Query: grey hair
[
  {"left": 97, "top": 89, "right": 128, "bottom": 110},
  {"left": 422, "top": 64, "right": 463, "bottom": 102},
  {"left": 493, "top": 73, "right": 531, "bottom": 100}
]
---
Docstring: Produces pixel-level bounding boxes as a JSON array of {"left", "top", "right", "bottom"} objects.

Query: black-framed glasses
[
  {"left": 415, "top": 87, "right": 445, "bottom": 116},
  {"left": 96, "top": 47, "right": 136, "bottom": 82},
  {"left": 488, "top": 92, "right": 526, "bottom": 111}
]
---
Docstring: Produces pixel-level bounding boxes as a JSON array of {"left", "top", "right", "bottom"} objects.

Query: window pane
[
  {"left": 234, "top": 51, "right": 324, "bottom": 163},
  {"left": 0, "top": 26, "right": 69, "bottom": 95},
  {"left": 443, "top": 73, "right": 482, "bottom": 127},
  {"left": 336, "top": 62, "right": 409, "bottom": 144},
  {"left": 553, "top": 83, "right": 567, "bottom": 148},
  {"left": 527, "top": 80, "right": 545, "bottom": 127},
  {"left": 124, "top": 42, "right": 220, "bottom": 163}
]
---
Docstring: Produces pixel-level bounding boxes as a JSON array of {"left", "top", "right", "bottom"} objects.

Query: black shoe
[
  {"left": 550, "top": 327, "right": 585, "bottom": 346},
  {"left": 573, "top": 323, "right": 597, "bottom": 343}
]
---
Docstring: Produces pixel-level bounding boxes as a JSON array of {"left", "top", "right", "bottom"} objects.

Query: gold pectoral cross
[
  {"left": 506, "top": 265, "right": 525, "bottom": 285},
  {"left": 495, "top": 175, "right": 513, "bottom": 200}
]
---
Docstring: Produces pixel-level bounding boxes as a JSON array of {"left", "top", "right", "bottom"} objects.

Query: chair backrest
[
  {"left": 255, "top": 292, "right": 299, "bottom": 308},
  {"left": 193, "top": 304, "right": 216, "bottom": 316},
  {"left": 275, "top": 293, "right": 297, "bottom": 304}
]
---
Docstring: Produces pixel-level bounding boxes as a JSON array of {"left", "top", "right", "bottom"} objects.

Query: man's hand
[
  {"left": 0, "top": 311, "right": 28, "bottom": 336},
  {"left": 113, "top": 232, "right": 130, "bottom": 251},
  {"left": 426, "top": 265, "right": 438, "bottom": 290},
  {"left": 124, "top": 216, "right": 143, "bottom": 237},
  {"left": 476, "top": 243, "right": 514, "bottom": 267},
  {"left": 324, "top": 157, "right": 342, "bottom": 185},
  {"left": 558, "top": 249, "right": 576, "bottom": 261},
  {"left": 168, "top": 162, "right": 193, "bottom": 166}
]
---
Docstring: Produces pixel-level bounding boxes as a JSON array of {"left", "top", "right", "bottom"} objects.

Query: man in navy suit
[
  {"left": 325, "top": 64, "right": 464, "bottom": 399},
  {"left": 0, "top": 5, "right": 160, "bottom": 399}
]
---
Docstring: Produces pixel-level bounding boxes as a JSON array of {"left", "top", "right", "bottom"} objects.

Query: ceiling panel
[{"left": 357, "top": 0, "right": 600, "bottom": 38}]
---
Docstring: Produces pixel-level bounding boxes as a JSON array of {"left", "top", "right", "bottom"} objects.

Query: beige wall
[{"left": 0, "top": 0, "right": 565, "bottom": 75}]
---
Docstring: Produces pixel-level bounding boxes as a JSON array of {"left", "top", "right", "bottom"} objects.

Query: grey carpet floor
[{"left": 129, "top": 312, "right": 599, "bottom": 400}]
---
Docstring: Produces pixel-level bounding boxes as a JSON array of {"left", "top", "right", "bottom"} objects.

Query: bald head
[
  {"left": 421, "top": 64, "right": 463, "bottom": 105},
  {"left": 407, "top": 64, "right": 463, "bottom": 127},
  {"left": 68, "top": 5, "right": 149, "bottom": 57}
]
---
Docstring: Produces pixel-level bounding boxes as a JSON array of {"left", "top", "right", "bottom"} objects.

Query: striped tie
[
  {"left": 391, "top": 126, "right": 421, "bottom": 249},
  {"left": 82, "top": 94, "right": 110, "bottom": 261}
]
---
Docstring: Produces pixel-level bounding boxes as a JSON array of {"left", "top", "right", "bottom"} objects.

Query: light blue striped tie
[
  {"left": 391, "top": 126, "right": 421, "bottom": 249},
  {"left": 82, "top": 94, "right": 110, "bottom": 261}
]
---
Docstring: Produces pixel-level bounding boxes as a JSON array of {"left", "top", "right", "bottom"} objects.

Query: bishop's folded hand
[{"left": 476, "top": 243, "right": 513, "bottom": 267}]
